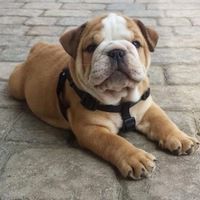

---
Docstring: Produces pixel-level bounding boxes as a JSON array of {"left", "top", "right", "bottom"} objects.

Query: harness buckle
[
  {"left": 122, "top": 117, "right": 136, "bottom": 132},
  {"left": 81, "top": 93, "right": 97, "bottom": 111}
]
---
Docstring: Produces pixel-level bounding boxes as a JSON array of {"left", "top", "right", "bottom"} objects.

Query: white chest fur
[{"left": 125, "top": 87, "right": 141, "bottom": 102}]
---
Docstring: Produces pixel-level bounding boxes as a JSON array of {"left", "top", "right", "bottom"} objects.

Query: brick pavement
[{"left": 0, "top": 0, "right": 200, "bottom": 199}]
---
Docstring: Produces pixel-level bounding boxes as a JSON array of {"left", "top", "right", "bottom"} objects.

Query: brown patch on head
[
  {"left": 124, "top": 17, "right": 150, "bottom": 68},
  {"left": 135, "top": 19, "right": 159, "bottom": 52},
  {"left": 78, "top": 15, "right": 106, "bottom": 74},
  {"left": 81, "top": 15, "right": 106, "bottom": 46},
  {"left": 60, "top": 23, "right": 86, "bottom": 58}
]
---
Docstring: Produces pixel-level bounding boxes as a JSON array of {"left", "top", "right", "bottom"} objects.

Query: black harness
[{"left": 57, "top": 68, "right": 150, "bottom": 132}]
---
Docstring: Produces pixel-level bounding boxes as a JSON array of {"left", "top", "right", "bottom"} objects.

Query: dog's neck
[
  {"left": 57, "top": 68, "right": 150, "bottom": 132},
  {"left": 69, "top": 65, "right": 150, "bottom": 105},
  {"left": 123, "top": 78, "right": 150, "bottom": 103}
]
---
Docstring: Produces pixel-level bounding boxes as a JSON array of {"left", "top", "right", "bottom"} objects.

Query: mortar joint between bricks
[
  {"left": 162, "top": 67, "right": 170, "bottom": 86},
  {"left": 19, "top": 2, "right": 26, "bottom": 9},
  {"left": 192, "top": 111, "right": 200, "bottom": 136},
  {"left": 22, "top": 17, "right": 30, "bottom": 26},
  {"left": 188, "top": 18, "right": 194, "bottom": 26},
  {"left": 39, "top": 9, "right": 46, "bottom": 17},
  {"left": 144, "top": 3, "right": 148, "bottom": 10}
]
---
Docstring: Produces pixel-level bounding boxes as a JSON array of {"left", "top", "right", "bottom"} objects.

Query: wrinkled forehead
[{"left": 82, "top": 13, "right": 141, "bottom": 44}]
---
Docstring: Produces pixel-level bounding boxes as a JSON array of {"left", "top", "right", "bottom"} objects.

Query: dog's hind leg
[{"left": 8, "top": 63, "right": 26, "bottom": 100}]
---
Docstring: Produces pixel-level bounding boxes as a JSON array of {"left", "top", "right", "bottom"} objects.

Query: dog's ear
[
  {"left": 135, "top": 20, "right": 159, "bottom": 52},
  {"left": 60, "top": 23, "right": 86, "bottom": 58}
]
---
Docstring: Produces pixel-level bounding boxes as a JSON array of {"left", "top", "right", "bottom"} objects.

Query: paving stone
[
  {"left": 90, "top": 10, "right": 112, "bottom": 17},
  {"left": 58, "top": 0, "right": 85, "bottom": 2},
  {"left": 157, "top": 36, "right": 200, "bottom": 48},
  {"left": 174, "top": 0, "right": 200, "bottom": 2},
  {"left": 107, "top": 3, "right": 145, "bottom": 11},
  {"left": 191, "top": 18, "right": 200, "bottom": 26},
  {"left": 0, "top": 82, "right": 22, "bottom": 108},
  {"left": 0, "top": 9, "right": 43, "bottom": 17},
  {"left": 0, "top": 25, "right": 29, "bottom": 35},
  {"left": 83, "top": 0, "right": 133, "bottom": 3},
  {"left": 166, "top": 10, "right": 200, "bottom": 17},
  {"left": 136, "top": 18, "right": 157, "bottom": 26},
  {"left": 125, "top": 9, "right": 165, "bottom": 17},
  {"left": 44, "top": 9, "right": 92, "bottom": 17},
  {"left": 57, "top": 17, "right": 90, "bottom": 26},
  {"left": 120, "top": 127, "right": 200, "bottom": 200},
  {"left": 25, "top": 17, "right": 58, "bottom": 26},
  {"left": 0, "top": 16, "right": 27, "bottom": 25},
  {"left": 0, "top": 148, "right": 121, "bottom": 199},
  {"left": 158, "top": 18, "right": 191, "bottom": 26},
  {"left": 5, "top": 109, "right": 68, "bottom": 145},
  {"left": 174, "top": 27, "right": 200, "bottom": 36},
  {"left": 0, "top": 0, "right": 15, "bottom": 2},
  {"left": 0, "top": 62, "right": 19, "bottom": 81},
  {"left": 0, "top": 47, "right": 29, "bottom": 62},
  {"left": 0, "top": 0, "right": 200, "bottom": 199},
  {"left": 0, "top": 3, "right": 24, "bottom": 8},
  {"left": 136, "top": 0, "right": 171, "bottom": 2},
  {"left": 11, "top": 110, "right": 54, "bottom": 131},
  {"left": 154, "top": 26, "right": 174, "bottom": 36},
  {"left": 166, "top": 111, "right": 199, "bottom": 136},
  {"left": 151, "top": 85, "right": 200, "bottom": 111},
  {"left": 23, "top": 2, "right": 62, "bottom": 9},
  {"left": 164, "top": 65, "right": 200, "bottom": 85},
  {"left": 0, "top": 35, "right": 31, "bottom": 47},
  {"left": 152, "top": 48, "right": 200, "bottom": 65},
  {"left": 17, "top": 0, "right": 56, "bottom": 2},
  {"left": 27, "top": 26, "right": 64, "bottom": 36},
  {"left": 148, "top": 66, "right": 165, "bottom": 85},
  {"left": 194, "top": 112, "right": 200, "bottom": 136},
  {"left": 6, "top": 127, "right": 68, "bottom": 145},
  {"left": 123, "top": 142, "right": 200, "bottom": 200},
  {"left": 62, "top": 3, "right": 105, "bottom": 10},
  {"left": 0, "top": 108, "right": 21, "bottom": 140},
  {"left": 147, "top": 3, "right": 200, "bottom": 10},
  {"left": 0, "top": 146, "right": 10, "bottom": 173}
]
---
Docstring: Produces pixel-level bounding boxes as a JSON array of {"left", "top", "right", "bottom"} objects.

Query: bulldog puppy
[{"left": 8, "top": 13, "right": 199, "bottom": 180}]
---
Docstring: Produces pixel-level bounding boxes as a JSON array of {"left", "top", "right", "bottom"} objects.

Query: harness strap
[
  {"left": 56, "top": 68, "right": 150, "bottom": 132},
  {"left": 120, "top": 102, "right": 136, "bottom": 132},
  {"left": 56, "top": 70, "right": 69, "bottom": 120}
]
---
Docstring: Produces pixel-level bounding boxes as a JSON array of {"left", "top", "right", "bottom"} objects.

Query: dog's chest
[{"left": 105, "top": 96, "right": 152, "bottom": 134}]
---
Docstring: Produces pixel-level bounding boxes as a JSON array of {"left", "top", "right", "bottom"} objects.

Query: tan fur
[
  {"left": 137, "top": 102, "right": 199, "bottom": 154},
  {"left": 9, "top": 43, "right": 71, "bottom": 129},
  {"left": 8, "top": 14, "right": 199, "bottom": 180}
]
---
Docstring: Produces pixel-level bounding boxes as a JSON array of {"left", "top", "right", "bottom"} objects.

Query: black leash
[{"left": 57, "top": 68, "right": 150, "bottom": 132}]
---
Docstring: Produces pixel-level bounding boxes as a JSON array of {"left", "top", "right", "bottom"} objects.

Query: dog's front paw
[
  {"left": 159, "top": 131, "right": 199, "bottom": 155},
  {"left": 118, "top": 149, "right": 156, "bottom": 180}
]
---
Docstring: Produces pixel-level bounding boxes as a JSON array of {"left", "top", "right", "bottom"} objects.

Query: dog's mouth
[
  {"left": 90, "top": 56, "right": 146, "bottom": 93},
  {"left": 94, "top": 70, "right": 136, "bottom": 92}
]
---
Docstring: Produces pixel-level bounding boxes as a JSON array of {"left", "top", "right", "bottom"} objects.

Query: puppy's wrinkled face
[{"left": 60, "top": 13, "right": 158, "bottom": 104}]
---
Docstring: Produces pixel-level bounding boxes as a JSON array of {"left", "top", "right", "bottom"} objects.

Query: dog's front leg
[
  {"left": 73, "top": 125, "right": 156, "bottom": 179},
  {"left": 137, "top": 102, "right": 199, "bottom": 155}
]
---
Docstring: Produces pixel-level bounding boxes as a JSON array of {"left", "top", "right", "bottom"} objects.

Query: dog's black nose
[{"left": 107, "top": 49, "right": 125, "bottom": 61}]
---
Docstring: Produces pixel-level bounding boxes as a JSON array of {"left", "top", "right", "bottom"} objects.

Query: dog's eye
[
  {"left": 86, "top": 44, "right": 97, "bottom": 53},
  {"left": 132, "top": 41, "right": 141, "bottom": 49}
]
